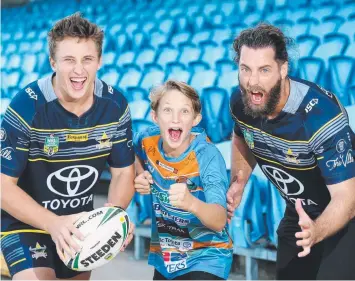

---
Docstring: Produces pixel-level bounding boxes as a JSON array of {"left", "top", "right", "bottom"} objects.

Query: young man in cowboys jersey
[
  {"left": 227, "top": 23, "right": 355, "bottom": 279},
  {"left": 1, "top": 13, "right": 135, "bottom": 280}
]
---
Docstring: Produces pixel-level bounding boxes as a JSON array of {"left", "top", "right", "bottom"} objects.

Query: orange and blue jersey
[{"left": 134, "top": 126, "right": 233, "bottom": 279}]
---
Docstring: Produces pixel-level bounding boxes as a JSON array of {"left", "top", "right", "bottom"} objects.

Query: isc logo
[{"left": 305, "top": 99, "right": 318, "bottom": 113}]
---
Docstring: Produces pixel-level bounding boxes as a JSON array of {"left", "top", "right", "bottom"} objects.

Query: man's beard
[{"left": 239, "top": 78, "right": 282, "bottom": 119}]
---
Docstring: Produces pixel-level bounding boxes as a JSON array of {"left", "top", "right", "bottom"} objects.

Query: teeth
[
  {"left": 171, "top": 127, "right": 181, "bottom": 131},
  {"left": 71, "top": 78, "right": 86, "bottom": 82}
]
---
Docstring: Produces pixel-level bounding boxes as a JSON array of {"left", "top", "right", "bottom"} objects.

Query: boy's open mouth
[{"left": 168, "top": 127, "right": 183, "bottom": 142}]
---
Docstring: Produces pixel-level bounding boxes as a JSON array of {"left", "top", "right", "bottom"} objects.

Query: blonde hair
[{"left": 149, "top": 80, "right": 201, "bottom": 115}]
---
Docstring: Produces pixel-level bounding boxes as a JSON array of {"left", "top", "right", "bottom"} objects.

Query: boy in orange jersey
[{"left": 133, "top": 80, "right": 233, "bottom": 280}]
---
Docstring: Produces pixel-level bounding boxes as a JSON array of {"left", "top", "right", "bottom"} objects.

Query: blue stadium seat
[
  {"left": 132, "top": 119, "right": 155, "bottom": 134},
  {"left": 310, "top": 4, "right": 336, "bottom": 22},
  {"left": 171, "top": 31, "right": 191, "bottom": 48},
  {"left": 201, "top": 46, "right": 226, "bottom": 69},
  {"left": 19, "top": 73, "right": 39, "bottom": 89},
  {"left": 349, "top": 86, "right": 355, "bottom": 106},
  {"left": 149, "top": 31, "right": 168, "bottom": 50},
  {"left": 156, "top": 46, "right": 179, "bottom": 69},
  {"left": 345, "top": 42, "right": 355, "bottom": 58},
  {"left": 131, "top": 31, "right": 149, "bottom": 51},
  {"left": 188, "top": 60, "right": 210, "bottom": 73},
  {"left": 289, "top": 20, "right": 312, "bottom": 39},
  {"left": 139, "top": 70, "right": 165, "bottom": 93},
  {"left": 313, "top": 33, "right": 350, "bottom": 68},
  {"left": 297, "top": 57, "right": 325, "bottom": 84},
  {"left": 215, "top": 140, "right": 231, "bottom": 170},
  {"left": 217, "top": 70, "right": 239, "bottom": 97},
  {"left": 1, "top": 98, "right": 11, "bottom": 116},
  {"left": 328, "top": 56, "right": 355, "bottom": 106},
  {"left": 220, "top": 1, "right": 237, "bottom": 18},
  {"left": 296, "top": 34, "right": 320, "bottom": 57},
  {"left": 216, "top": 59, "right": 237, "bottom": 75},
  {"left": 243, "top": 12, "right": 262, "bottom": 27},
  {"left": 266, "top": 181, "right": 286, "bottom": 247},
  {"left": 173, "top": 15, "right": 194, "bottom": 33},
  {"left": 337, "top": 3, "right": 355, "bottom": 20},
  {"left": 200, "top": 87, "right": 229, "bottom": 143},
  {"left": 125, "top": 87, "right": 148, "bottom": 103},
  {"left": 100, "top": 67, "right": 120, "bottom": 88},
  {"left": 21, "top": 54, "right": 37, "bottom": 74},
  {"left": 286, "top": 7, "right": 310, "bottom": 27},
  {"left": 211, "top": 27, "right": 232, "bottom": 46},
  {"left": 118, "top": 68, "right": 142, "bottom": 92},
  {"left": 178, "top": 44, "right": 202, "bottom": 67},
  {"left": 273, "top": 19, "right": 294, "bottom": 34},
  {"left": 337, "top": 19, "right": 355, "bottom": 42},
  {"left": 142, "top": 20, "right": 156, "bottom": 34},
  {"left": 135, "top": 47, "right": 156, "bottom": 69},
  {"left": 345, "top": 104, "right": 355, "bottom": 132},
  {"left": 7, "top": 54, "right": 21, "bottom": 70},
  {"left": 116, "top": 51, "right": 135, "bottom": 67},
  {"left": 191, "top": 30, "right": 212, "bottom": 46},
  {"left": 189, "top": 70, "right": 217, "bottom": 95},
  {"left": 322, "top": 15, "right": 345, "bottom": 30},
  {"left": 103, "top": 51, "right": 117, "bottom": 66},
  {"left": 129, "top": 100, "right": 151, "bottom": 120},
  {"left": 166, "top": 62, "right": 186, "bottom": 74},
  {"left": 308, "top": 21, "right": 339, "bottom": 39},
  {"left": 159, "top": 18, "right": 174, "bottom": 35},
  {"left": 166, "top": 69, "right": 191, "bottom": 83}
]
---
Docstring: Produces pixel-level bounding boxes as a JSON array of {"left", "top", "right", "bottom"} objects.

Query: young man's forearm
[
  {"left": 1, "top": 178, "right": 56, "bottom": 232},
  {"left": 108, "top": 165, "right": 135, "bottom": 209}
]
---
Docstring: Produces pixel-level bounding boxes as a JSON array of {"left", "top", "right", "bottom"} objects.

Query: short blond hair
[{"left": 149, "top": 80, "right": 201, "bottom": 115}]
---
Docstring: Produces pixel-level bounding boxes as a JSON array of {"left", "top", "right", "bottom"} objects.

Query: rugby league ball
[{"left": 64, "top": 206, "right": 130, "bottom": 271}]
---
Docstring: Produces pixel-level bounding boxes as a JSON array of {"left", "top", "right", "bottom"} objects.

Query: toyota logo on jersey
[{"left": 47, "top": 165, "right": 98, "bottom": 197}]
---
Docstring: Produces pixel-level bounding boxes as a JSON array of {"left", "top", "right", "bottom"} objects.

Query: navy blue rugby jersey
[
  {"left": 230, "top": 77, "right": 355, "bottom": 221},
  {"left": 1, "top": 74, "right": 134, "bottom": 232}
]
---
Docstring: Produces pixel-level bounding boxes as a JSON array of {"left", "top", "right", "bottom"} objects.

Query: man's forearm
[
  {"left": 189, "top": 198, "right": 227, "bottom": 232},
  {"left": 230, "top": 133, "right": 256, "bottom": 182},
  {"left": 314, "top": 192, "right": 355, "bottom": 244},
  {"left": 108, "top": 165, "right": 135, "bottom": 209},
  {"left": 1, "top": 181, "right": 56, "bottom": 232}
]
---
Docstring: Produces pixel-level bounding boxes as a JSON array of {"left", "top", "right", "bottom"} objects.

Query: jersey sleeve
[
  {"left": 199, "top": 146, "right": 229, "bottom": 209},
  {"left": 107, "top": 99, "right": 135, "bottom": 168},
  {"left": 1, "top": 96, "right": 32, "bottom": 178},
  {"left": 308, "top": 100, "right": 355, "bottom": 185},
  {"left": 313, "top": 125, "right": 355, "bottom": 185}
]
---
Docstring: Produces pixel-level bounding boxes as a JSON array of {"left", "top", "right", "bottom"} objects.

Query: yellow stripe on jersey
[
  {"left": 254, "top": 154, "right": 317, "bottom": 171},
  {"left": 1, "top": 229, "right": 49, "bottom": 239},
  {"left": 28, "top": 153, "right": 110, "bottom": 162},
  {"left": 236, "top": 112, "right": 343, "bottom": 144},
  {"left": 8, "top": 106, "right": 120, "bottom": 132},
  {"left": 16, "top": 147, "right": 29, "bottom": 151},
  {"left": 10, "top": 258, "right": 26, "bottom": 267}
]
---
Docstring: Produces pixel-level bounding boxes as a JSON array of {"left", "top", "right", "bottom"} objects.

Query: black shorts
[
  {"left": 276, "top": 219, "right": 355, "bottom": 280},
  {"left": 153, "top": 269, "right": 224, "bottom": 280},
  {"left": 1, "top": 232, "right": 84, "bottom": 279}
]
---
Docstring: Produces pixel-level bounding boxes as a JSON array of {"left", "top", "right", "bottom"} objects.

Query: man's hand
[
  {"left": 168, "top": 183, "right": 195, "bottom": 212},
  {"left": 227, "top": 170, "right": 245, "bottom": 223},
  {"left": 295, "top": 199, "right": 318, "bottom": 257},
  {"left": 45, "top": 213, "right": 85, "bottom": 262},
  {"left": 134, "top": 171, "right": 153, "bottom": 194}
]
